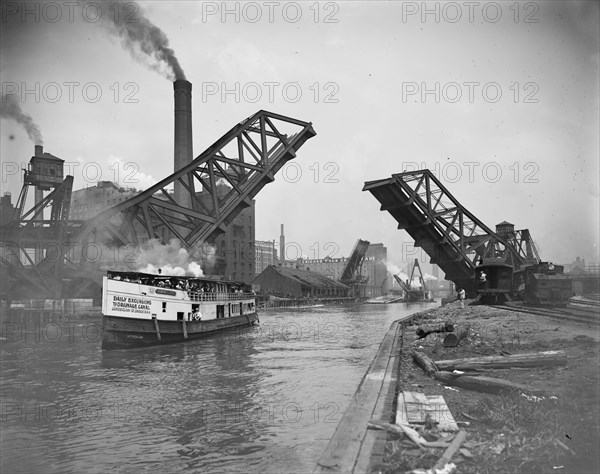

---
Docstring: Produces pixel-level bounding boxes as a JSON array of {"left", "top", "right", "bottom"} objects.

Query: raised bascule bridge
[
  {"left": 339, "top": 239, "right": 371, "bottom": 298},
  {"left": 0, "top": 80, "right": 316, "bottom": 302},
  {"left": 363, "top": 170, "right": 539, "bottom": 295}
]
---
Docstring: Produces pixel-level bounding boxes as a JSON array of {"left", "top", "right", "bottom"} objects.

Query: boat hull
[{"left": 102, "top": 312, "right": 259, "bottom": 350}]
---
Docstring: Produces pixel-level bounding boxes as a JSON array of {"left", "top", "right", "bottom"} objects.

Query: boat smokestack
[
  {"left": 35, "top": 144, "right": 43, "bottom": 156},
  {"left": 173, "top": 80, "right": 193, "bottom": 207}
]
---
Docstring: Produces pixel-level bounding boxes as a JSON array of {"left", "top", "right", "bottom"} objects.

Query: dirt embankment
[{"left": 381, "top": 301, "right": 600, "bottom": 474}]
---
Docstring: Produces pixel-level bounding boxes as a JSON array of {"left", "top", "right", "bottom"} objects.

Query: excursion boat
[{"left": 101, "top": 271, "right": 259, "bottom": 350}]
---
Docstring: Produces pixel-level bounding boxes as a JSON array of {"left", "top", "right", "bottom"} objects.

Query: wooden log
[
  {"left": 443, "top": 323, "right": 471, "bottom": 347},
  {"left": 412, "top": 350, "right": 438, "bottom": 375},
  {"left": 433, "top": 371, "right": 544, "bottom": 395},
  {"left": 435, "top": 350, "right": 567, "bottom": 371},
  {"left": 433, "top": 430, "right": 467, "bottom": 471},
  {"left": 416, "top": 320, "right": 454, "bottom": 338}
]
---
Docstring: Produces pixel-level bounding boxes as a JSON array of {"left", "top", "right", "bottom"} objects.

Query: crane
[{"left": 393, "top": 259, "right": 432, "bottom": 302}]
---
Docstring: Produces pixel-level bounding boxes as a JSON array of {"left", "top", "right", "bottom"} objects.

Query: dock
[{"left": 314, "top": 313, "right": 415, "bottom": 473}]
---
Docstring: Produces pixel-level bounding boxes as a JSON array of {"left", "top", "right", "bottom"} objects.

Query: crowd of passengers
[{"left": 110, "top": 274, "right": 251, "bottom": 294}]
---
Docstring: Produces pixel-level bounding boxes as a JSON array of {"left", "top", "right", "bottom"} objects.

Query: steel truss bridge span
[
  {"left": 363, "top": 170, "right": 538, "bottom": 294},
  {"left": 1, "top": 110, "right": 316, "bottom": 300}
]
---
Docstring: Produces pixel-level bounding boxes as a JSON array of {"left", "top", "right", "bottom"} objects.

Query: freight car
[{"left": 475, "top": 260, "right": 573, "bottom": 305}]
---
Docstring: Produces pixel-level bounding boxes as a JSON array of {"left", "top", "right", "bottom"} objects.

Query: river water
[{"left": 1, "top": 302, "right": 436, "bottom": 474}]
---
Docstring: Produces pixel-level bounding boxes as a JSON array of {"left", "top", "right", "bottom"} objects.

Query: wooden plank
[
  {"left": 395, "top": 392, "right": 409, "bottom": 425},
  {"left": 426, "top": 395, "right": 458, "bottom": 431},
  {"left": 356, "top": 326, "right": 402, "bottom": 472},
  {"left": 433, "top": 430, "right": 467, "bottom": 471},
  {"left": 368, "top": 421, "right": 450, "bottom": 448},
  {"left": 396, "top": 392, "right": 458, "bottom": 431},
  {"left": 404, "top": 392, "right": 429, "bottom": 424}
]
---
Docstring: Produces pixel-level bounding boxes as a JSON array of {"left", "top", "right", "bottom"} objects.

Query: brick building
[
  {"left": 70, "top": 181, "right": 139, "bottom": 220},
  {"left": 255, "top": 240, "right": 277, "bottom": 275}
]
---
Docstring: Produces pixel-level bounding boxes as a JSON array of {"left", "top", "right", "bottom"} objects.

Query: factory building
[
  {"left": 255, "top": 240, "right": 277, "bottom": 275},
  {"left": 70, "top": 181, "right": 140, "bottom": 220},
  {"left": 364, "top": 243, "right": 388, "bottom": 297},
  {"left": 279, "top": 256, "right": 344, "bottom": 278},
  {"left": 195, "top": 183, "right": 255, "bottom": 284},
  {"left": 252, "top": 265, "right": 350, "bottom": 298},
  {"left": 277, "top": 242, "right": 389, "bottom": 297},
  {"left": 0, "top": 193, "right": 15, "bottom": 226},
  {"left": 211, "top": 203, "right": 255, "bottom": 284}
]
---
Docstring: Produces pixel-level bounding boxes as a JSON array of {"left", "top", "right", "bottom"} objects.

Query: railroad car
[
  {"left": 475, "top": 259, "right": 514, "bottom": 304},
  {"left": 475, "top": 260, "right": 573, "bottom": 305},
  {"left": 514, "top": 262, "right": 573, "bottom": 306}
]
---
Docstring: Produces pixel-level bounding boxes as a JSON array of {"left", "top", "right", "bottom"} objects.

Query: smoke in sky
[
  {"left": 387, "top": 260, "right": 437, "bottom": 287},
  {"left": 0, "top": 94, "right": 43, "bottom": 144},
  {"left": 385, "top": 261, "right": 402, "bottom": 276},
  {"left": 96, "top": 1, "right": 186, "bottom": 81},
  {"left": 135, "top": 238, "right": 204, "bottom": 276}
]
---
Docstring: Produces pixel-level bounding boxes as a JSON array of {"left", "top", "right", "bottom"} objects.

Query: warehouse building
[{"left": 252, "top": 265, "right": 350, "bottom": 298}]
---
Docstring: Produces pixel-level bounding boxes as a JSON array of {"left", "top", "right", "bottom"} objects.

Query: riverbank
[
  {"left": 315, "top": 301, "right": 600, "bottom": 473},
  {"left": 381, "top": 300, "right": 600, "bottom": 474}
]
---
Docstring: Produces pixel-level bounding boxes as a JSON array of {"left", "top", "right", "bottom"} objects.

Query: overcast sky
[{"left": 1, "top": 1, "right": 598, "bottom": 269}]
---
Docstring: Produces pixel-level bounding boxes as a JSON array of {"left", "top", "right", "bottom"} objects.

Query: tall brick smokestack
[{"left": 174, "top": 80, "right": 193, "bottom": 208}]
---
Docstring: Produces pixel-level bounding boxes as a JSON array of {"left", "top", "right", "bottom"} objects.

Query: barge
[{"left": 101, "top": 271, "right": 258, "bottom": 350}]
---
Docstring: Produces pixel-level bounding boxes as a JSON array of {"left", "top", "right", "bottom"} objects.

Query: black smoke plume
[
  {"left": 97, "top": 1, "right": 186, "bottom": 81},
  {"left": 0, "top": 94, "right": 43, "bottom": 144}
]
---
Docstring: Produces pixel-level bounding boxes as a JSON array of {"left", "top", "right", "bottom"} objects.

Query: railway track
[{"left": 490, "top": 299, "right": 600, "bottom": 326}]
